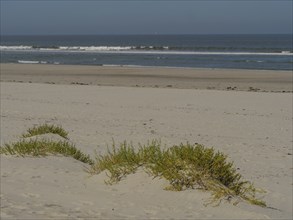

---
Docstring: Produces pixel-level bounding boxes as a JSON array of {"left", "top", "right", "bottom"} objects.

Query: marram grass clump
[
  {"left": 1, "top": 124, "right": 92, "bottom": 164},
  {"left": 1, "top": 125, "right": 266, "bottom": 207},
  {"left": 0, "top": 139, "right": 94, "bottom": 165},
  {"left": 22, "top": 124, "right": 68, "bottom": 139},
  {"left": 89, "top": 141, "right": 266, "bottom": 207}
]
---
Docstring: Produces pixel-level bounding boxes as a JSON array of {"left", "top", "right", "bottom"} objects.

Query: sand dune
[{"left": 0, "top": 65, "right": 292, "bottom": 219}]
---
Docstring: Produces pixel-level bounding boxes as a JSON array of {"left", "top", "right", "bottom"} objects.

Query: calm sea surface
[{"left": 1, "top": 35, "right": 292, "bottom": 70}]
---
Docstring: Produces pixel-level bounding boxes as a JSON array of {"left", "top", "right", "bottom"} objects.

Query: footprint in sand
[
  {"left": 72, "top": 200, "right": 94, "bottom": 207},
  {"left": 21, "top": 193, "right": 40, "bottom": 199}
]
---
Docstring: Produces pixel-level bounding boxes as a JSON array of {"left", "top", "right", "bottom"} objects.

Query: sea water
[{"left": 0, "top": 35, "right": 292, "bottom": 70}]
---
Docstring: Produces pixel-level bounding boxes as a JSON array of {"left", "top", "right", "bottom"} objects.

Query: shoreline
[
  {"left": 7, "top": 61, "right": 293, "bottom": 71},
  {"left": 1, "top": 63, "right": 292, "bottom": 92}
]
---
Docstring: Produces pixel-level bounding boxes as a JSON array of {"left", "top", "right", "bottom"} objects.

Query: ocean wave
[
  {"left": 2, "top": 45, "right": 292, "bottom": 56},
  {"left": 1, "top": 45, "right": 169, "bottom": 51},
  {"left": 1, "top": 45, "right": 133, "bottom": 51},
  {"left": 18, "top": 60, "right": 39, "bottom": 64},
  {"left": 112, "top": 51, "right": 293, "bottom": 56},
  {"left": 1, "top": 46, "right": 33, "bottom": 50},
  {"left": 18, "top": 60, "right": 47, "bottom": 64}
]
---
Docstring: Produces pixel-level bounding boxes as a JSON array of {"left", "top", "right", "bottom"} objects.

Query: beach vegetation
[
  {"left": 22, "top": 124, "right": 68, "bottom": 139},
  {"left": 0, "top": 139, "right": 93, "bottom": 165},
  {"left": 1, "top": 125, "right": 266, "bottom": 207},
  {"left": 89, "top": 141, "right": 266, "bottom": 207}
]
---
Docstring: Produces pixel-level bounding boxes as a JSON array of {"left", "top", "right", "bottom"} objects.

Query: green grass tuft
[
  {"left": 89, "top": 141, "right": 266, "bottom": 207},
  {"left": 2, "top": 125, "right": 266, "bottom": 207},
  {"left": 0, "top": 139, "right": 94, "bottom": 165},
  {"left": 22, "top": 124, "right": 68, "bottom": 139}
]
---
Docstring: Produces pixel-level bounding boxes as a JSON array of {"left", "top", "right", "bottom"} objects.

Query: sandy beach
[
  {"left": 1, "top": 63, "right": 292, "bottom": 92},
  {"left": 0, "top": 64, "right": 292, "bottom": 219}
]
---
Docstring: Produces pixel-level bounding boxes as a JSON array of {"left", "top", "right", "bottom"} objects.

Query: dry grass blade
[
  {"left": 22, "top": 124, "right": 68, "bottom": 139},
  {"left": 1, "top": 125, "right": 266, "bottom": 207},
  {"left": 89, "top": 141, "right": 266, "bottom": 207},
  {"left": 0, "top": 139, "right": 94, "bottom": 165}
]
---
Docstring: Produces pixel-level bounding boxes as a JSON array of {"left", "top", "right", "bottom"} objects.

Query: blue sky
[{"left": 1, "top": 1, "right": 292, "bottom": 35}]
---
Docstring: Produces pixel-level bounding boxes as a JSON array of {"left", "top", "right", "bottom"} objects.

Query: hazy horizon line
[{"left": 1, "top": 33, "right": 292, "bottom": 36}]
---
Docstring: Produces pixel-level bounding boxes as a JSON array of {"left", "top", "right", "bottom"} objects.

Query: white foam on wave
[
  {"left": 18, "top": 60, "right": 39, "bottom": 64},
  {"left": 109, "top": 51, "right": 293, "bottom": 56},
  {"left": 18, "top": 60, "right": 47, "bottom": 64},
  {"left": 1, "top": 45, "right": 132, "bottom": 51},
  {"left": 2, "top": 45, "right": 292, "bottom": 56},
  {"left": 82, "top": 46, "right": 132, "bottom": 51},
  {"left": 40, "top": 46, "right": 133, "bottom": 51},
  {"left": 102, "top": 64, "right": 122, "bottom": 67},
  {"left": 1, "top": 46, "right": 32, "bottom": 50}
]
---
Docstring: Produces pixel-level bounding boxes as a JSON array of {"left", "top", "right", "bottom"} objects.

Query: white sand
[
  {"left": 0, "top": 79, "right": 292, "bottom": 218},
  {"left": 1, "top": 63, "right": 292, "bottom": 92}
]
